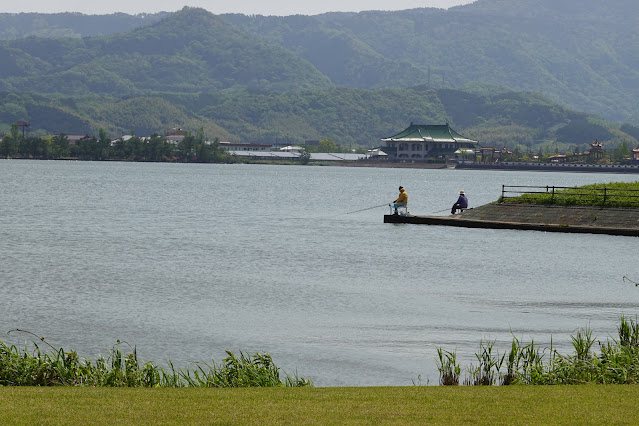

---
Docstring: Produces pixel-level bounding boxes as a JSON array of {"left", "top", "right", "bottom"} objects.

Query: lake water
[{"left": 1, "top": 159, "right": 638, "bottom": 386}]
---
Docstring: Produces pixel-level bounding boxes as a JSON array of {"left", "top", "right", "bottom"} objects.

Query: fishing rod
[
  {"left": 345, "top": 203, "right": 389, "bottom": 214},
  {"left": 431, "top": 208, "right": 451, "bottom": 214},
  {"left": 623, "top": 276, "right": 639, "bottom": 287}
]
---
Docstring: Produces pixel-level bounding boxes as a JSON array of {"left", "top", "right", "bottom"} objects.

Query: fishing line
[{"left": 344, "top": 203, "right": 389, "bottom": 214}]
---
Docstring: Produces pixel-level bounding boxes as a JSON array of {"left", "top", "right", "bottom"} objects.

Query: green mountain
[
  {"left": 3, "top": 1, "right": 639, "bottom": 124},
  {"left": 0, "top": 7, "right": 333, "bottom": 95},
  {"left": 224, "top": 0, "right": 639, "bottom": 124},
  {"left": 0, "top": 2, "right": 638, "bottom": 153},
  {"left": 0, "top": 12, "right": 167, "bottom": 39},
  {"left": 222, "top": 13, "right": 430, "bottom": 89}
]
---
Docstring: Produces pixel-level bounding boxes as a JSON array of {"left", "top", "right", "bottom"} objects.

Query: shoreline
[
  {"left": 4, "top": 157, "right": 639, "bottom": 173},
  {"left": 325, "top": 161, "right": 639, "bottom": 173},
  {"left": 456, "top": 162, "right": 639, "bottom": 174},
  {"left": 329, "top": 160, "right": 639, "bottom": 173}
]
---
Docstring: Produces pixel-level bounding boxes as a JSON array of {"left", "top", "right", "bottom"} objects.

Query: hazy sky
[{"left": 0, "top": 1, "right": 476, "bottom": 16}]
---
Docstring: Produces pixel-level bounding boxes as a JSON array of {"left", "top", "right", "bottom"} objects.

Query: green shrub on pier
[{"left": 502, "top": 181, "right": 639, "bottom": 207}]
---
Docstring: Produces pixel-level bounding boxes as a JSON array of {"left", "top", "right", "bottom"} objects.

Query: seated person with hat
[{"left": 451, "top": 190, "right": 468, "bottom": 214}]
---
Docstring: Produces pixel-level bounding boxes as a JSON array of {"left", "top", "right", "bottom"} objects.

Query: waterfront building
[{"left": 380, "top": 123, "right": 477, "bottom": 160}]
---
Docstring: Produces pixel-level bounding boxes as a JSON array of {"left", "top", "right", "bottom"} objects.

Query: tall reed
[
  {"left": 436, "top": 348, "right": 461, "bottom": 385},
  {"left": 0, "top": 336, "right": 312, "bottom": 388},
  {"left": 438, "top": 317, "right": 639, "bottom": 386},
  {"left": 464, "top": 339, "right": 504, "bottom": 386}
]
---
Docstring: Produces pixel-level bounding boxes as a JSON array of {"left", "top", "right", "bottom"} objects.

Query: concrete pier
[{"left": 384, "top": 203, "right": 639, "bottom": 236}]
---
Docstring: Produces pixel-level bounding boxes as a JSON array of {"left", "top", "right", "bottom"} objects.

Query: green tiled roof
[{"left": 381, "top": 123, "right": 477, "bottom": 144}]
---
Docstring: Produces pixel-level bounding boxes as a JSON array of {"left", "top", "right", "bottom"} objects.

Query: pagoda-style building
[
  {"left": 380, "top": 123, "right": 477, "bottom": 160},
  {"left": 585, "top": 138, "right": 604, "bottom": 160}
]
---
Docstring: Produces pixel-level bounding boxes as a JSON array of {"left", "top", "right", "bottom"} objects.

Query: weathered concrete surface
[{"left": 384, "top": 203, "right": 639, "bottom": 236}]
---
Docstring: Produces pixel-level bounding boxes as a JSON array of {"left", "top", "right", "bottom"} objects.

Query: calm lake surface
[{"left": 2, "top": 159, "right": 639, "bottom": 386}]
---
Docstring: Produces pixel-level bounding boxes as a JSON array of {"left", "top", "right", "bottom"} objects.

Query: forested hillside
[
  {"left": 225, "top": 0, "right": 639, "bottom": 123},
  {"left": 3, "top": 85, "right": 635, "bottom": 155},
  {"left": 0, "top": 12, "right": 166, "bottom": 39},
  {"left": 1, "top": 2, "right": 638, "bottom": 153},
  {"left": 0, "top": 12, "right": 169, "bottom": 40},
  {"left": 0, "top": 8, "right": 332, "bottom": 95}
]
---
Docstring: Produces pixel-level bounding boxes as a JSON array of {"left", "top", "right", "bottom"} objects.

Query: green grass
[
  {"left": 501, "top": 181, "right": 639, "bottom": 207},
  {"left": 2, "top": 386, "right": 639, "bottom": 424}
]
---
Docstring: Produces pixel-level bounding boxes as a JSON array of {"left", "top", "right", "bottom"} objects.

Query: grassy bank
[
  {"left": 4, "top": 321, "right": 639, "bottom": 423},
  {"left": 501, "top": 181, "right": 639, "bottom": 207},
  {"left": 2, "top": 385, "right": 639, "bottom": 424}
]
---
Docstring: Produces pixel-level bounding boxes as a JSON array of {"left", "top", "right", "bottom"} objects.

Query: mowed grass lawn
[{"left": 2, "top": 385, "right": 638, "bottom": 424}]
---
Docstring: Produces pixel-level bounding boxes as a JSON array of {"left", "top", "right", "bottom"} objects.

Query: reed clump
[
  {"left": 0, "top": 335, "right": 312, "bottom": 388},
  {"left": 437, "top": 316, "right": 639, "bottom": 386},
  {"left": 436, "top": 348, "right": 461, "bottom": 385}
]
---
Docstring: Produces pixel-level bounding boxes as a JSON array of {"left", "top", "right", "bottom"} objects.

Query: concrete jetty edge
[{"left": 384, "top": 203, "right": 639, "bottom": 237}]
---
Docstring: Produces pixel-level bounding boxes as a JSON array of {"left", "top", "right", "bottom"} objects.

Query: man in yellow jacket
[{"left": 390, "top": 186, "right": 408, "bottom": 215}]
